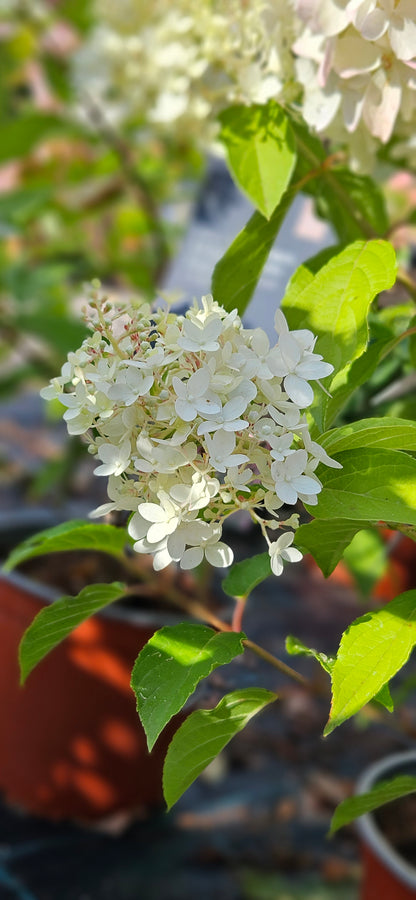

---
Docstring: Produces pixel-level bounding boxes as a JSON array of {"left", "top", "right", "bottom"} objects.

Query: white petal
[
  {"left": 273, "top": 481, "right": 299, "bottom": 505},
  {"left": 128, "top": 513, "right": 149, "bottom": 541},
  {"left": 180, "top": 547, "right": 204, "bottom": 569},
  {"left": 205, "top": 542, "right": 234, "bottom": 568},
  {"left": 284, "top": 374, "right": 314, "bottom": 407}
]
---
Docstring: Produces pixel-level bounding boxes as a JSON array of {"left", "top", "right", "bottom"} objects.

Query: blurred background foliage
[{"left": 0, "top": 0, "right": 203, "bottom": 400}]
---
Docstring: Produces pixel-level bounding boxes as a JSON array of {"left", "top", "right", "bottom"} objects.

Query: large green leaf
[
  {"left": 282, "top": 240, "right": 397, "bottom": 375},
  {"left": 320, "top": 417, "right": 416, "bottom": 454},
  {"left": 211, "top": 189, "right": 294, "bottom": 316},
  {"left": 307, "top": 448, "right": 416, "bottom": 525},
  {"left": 316, "top": 333, "right": 399, "bottom": 433},
  {"left": 19, "top": 582, "right": 126, "bottom": 683},
  {"left": 3, "top": 520, "right": 132, "bottom": 572},
  {"left": 219, "top": 102, "right": 296, "bottom": 219},
  {"left": 163, "top": 688, "right": 276, "bottom": 809},
  {"left": 330, "top": 776, "right": 416, "bottom": 834},
  {"left": 131, "top": 624, "right": 246, "bottom": 751},
  {"left": 294, "top": 518, "right": 368, "bottom": 577},
  {"left": 222, "top": 553, "right": 271, "bottom": 598},
  {"left": 325, "top": 590, "right": 416, "bottom": 735}
]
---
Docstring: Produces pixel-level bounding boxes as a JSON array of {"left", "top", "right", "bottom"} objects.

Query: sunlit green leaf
[
  {"left": 4, "top": 520, "right": 132, "bottom": 571},
  {"left": 132, "top": 624, "right": 246, "bottom": 750},
  {"left": 325, "top": 590, "right": 416, "bottom": 735},
  {"left": 163, "top": 688, "right": 276, "bottom": 809},
  {"left": 219, "top": 102, "right": 296, "bottom": 219},
  {"left": 307, "top": 448, "right": 416, "bottom": 525},
  {"left": 19, "top": 582, "right": 126, "bottom": 683}
]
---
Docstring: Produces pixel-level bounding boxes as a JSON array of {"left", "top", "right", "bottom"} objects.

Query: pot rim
[
  {"left": 356, "top": 749, "right": 416, "bottom": 889},
  {"left": 0, "top": 567, "right": 189, "bottom": 629}
]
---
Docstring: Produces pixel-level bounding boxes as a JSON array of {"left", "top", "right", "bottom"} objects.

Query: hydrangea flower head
[{"left": 42, "top": 286, "right": 340, "bottom": 577}]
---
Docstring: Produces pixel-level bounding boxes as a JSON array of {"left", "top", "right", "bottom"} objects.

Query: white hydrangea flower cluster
[
  {"left": 41, "top": 288, "right": 340, "bottom": 577},
  {"left": 294, "top": 0, "right": 416, "bottom": 170},
  {"left": 72, "top": 0, "right": 299, "bottom": 142}
]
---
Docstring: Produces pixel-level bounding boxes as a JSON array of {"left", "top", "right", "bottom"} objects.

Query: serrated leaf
[
  {"left": 131, "top": 624, "right": 246, "bottom": 751},
  {"left": 281, "top": 240, "right": 397, "bottom": 431},
  {"left": 320, "top": 417, "right": 416, "bottom": 454},
  {"left": 285, "top": 635, "right": 334, "bottom": 674},
  {"left": 222, "top": 553, "right": 271, "bottom": 598},
  {"left": 282, "top": 240, "right": 397, "bottom": 374},
  {"left": 211, "top": 189, "right": 294, "bottom": 316},
  {"left": 325, "top": 590, "right": 416, "bottom": 735},
  {"left": 19, "top": 582, "right": 125, "bottom": 683},
  {"left": 163, "top": 688, "right": 276, "bottom": 809},
  {"left": 317, "top": 333, "right": 399, "bottom": 433},
  {"left": 330, "top": 775, "right": 416, "bottom": 834},
  {"left": 307, "top": 448, "right": 416, "bottom": 525},
  {"left": 3, "top": 520, "right": 132, "bottom": 571},
  {"left": 294, "top": 519, "right": 367, "bottom": 577},
  {"left": 219, "top": 102, "right": 296, "bottom": 219}
]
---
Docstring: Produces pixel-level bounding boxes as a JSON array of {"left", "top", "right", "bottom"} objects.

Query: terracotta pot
[
  {"left": 0, "top": 569, "right": 186, "bottom": 823},
  {"left": 356, "top": 751, "right": 416, "bottom": 900}
]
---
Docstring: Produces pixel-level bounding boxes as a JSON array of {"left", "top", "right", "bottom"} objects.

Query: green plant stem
[{"left": 122, "top": 554, "right": 307, "bottom": 684}]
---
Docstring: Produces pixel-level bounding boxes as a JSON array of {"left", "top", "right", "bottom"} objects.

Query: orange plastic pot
[
  {"left": 0, "top": 569, "right": 184, "bottom": 823},
  {"left": 356, "top": 752, "right": 416, "bottom": 900}
]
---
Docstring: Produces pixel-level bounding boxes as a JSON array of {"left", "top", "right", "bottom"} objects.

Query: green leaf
[
  {"left": 307, "top": 448, "right": 416, "bottom": 526},
  {"left": 163, "top": 688, "right": 276, "bottom": 809},
  {"left": 320, "top": 417, "right": 416, "bottom": 454},
  {"left": 325, "top": 590, "right": 416, "bottom": 735},
  {"left": 318, "top": 333, "right": 399, "bottom": 433},
  {"left": 282, "top": 240, "right": 397, "bottom": 373},
  {"left": 19, "top": 582, "right": 125, "bottom": 683},
  {"left": 342, "top": 529, "right": 388, "bottom": 597},
  {"left": 211, "top": 189, "right": 294, "bottom": 316},
  {"left": 294, "top": 518, "right": 371, "bottom": 577},
  {"left": 3, "top": 520, "right": 132, "bottom": 571},
  {"left": 0, "top": 187, "right": 51, "bottom": 227},
  {"left": 222, "top": 553, "right": 271, "bottom": 598},
  {"left": 282, "top": 244, "right": 343, "bottom": 305},
  {"left": 290, "top": 117, "right": 387, "bottom": 242},
  {"left": 131, "top": 624, "right": 246, "bottom": 751},
  {"left": 0, "top": 114, "right": 66, "bottom": 165},
  {"left": 330, "top": 775, "right": 416, "bottom": 834},
  {"left": 285, "top": 635, "right": 334, "bottom": 674},
  {"left": 219, "top": 102, "right": 296, "bottom": 219},
  {"left": 310, "top": 169, "right": 388, "bottom": 243},
  {"left": 373, "top": 682, "right": 394, "bottom": 713}
]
